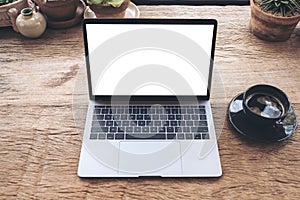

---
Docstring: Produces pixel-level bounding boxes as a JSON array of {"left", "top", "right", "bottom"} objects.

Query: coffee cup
[{"left": 242, "top": 84, "right": 290, "bottom": 126}]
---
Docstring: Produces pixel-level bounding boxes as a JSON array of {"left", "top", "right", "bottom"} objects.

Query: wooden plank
[{"left": 0, "top": 5, "right": 299, "bottom": 199}]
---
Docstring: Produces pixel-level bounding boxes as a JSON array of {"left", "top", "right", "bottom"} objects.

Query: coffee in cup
[{"left": 242, "top": 84, "right": 290, "bottom": 125}]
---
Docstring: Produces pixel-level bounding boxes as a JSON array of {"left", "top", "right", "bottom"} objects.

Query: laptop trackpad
[{"left": 118, "top": 141, "right": 182, "bottom": 175}]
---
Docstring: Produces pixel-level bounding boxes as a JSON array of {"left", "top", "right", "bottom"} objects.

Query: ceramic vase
[{"left": 16, "top": 7, "right": 47, "bottom": 38}]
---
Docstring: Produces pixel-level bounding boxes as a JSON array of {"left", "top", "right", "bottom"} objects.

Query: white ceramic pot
[{"left": 16, "top": 7, "right": 47, "bottom": 38}]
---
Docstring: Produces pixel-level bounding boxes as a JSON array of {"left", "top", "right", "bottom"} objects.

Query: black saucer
[{"left": 228, "top": 93, "right": 298, "bottom": 142}]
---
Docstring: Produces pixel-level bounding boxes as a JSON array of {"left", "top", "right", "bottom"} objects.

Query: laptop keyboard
[{"left": 89, "top": 105, "right": 209, "bottom": 140}]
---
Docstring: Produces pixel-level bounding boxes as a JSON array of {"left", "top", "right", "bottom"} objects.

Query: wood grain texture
[{"left": 0, "top": 5, "right": 299, "bottom": 200}]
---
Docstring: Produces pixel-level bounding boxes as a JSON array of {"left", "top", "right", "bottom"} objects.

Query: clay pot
[
  {"left": 0, "top": 0, "right": 29, "bottom": 28},
  {"left": 35, "top": 0, "right": 79, "bottom": 21},
  {"left": 16, "top": 7, "right": 46, "bottom": 38},
  {"left": 90, "top": 0, "right": 130, "bottom": 18},
  {"left": 249, "top": 0, "right": 300, "bottom": 42}
]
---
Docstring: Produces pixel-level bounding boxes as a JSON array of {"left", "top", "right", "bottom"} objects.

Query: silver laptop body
[{"left": 78, "top": 19, "right": 222, "bottom": 177}]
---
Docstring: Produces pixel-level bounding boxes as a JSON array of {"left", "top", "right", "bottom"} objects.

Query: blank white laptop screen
[{"left": 85, "top": 23, "right": 214, "bottom": 97}]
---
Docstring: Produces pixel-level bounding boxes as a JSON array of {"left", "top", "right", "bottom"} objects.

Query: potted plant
[
  {"left": 250, "top": 0, "right": 300, "bottom": 41},
  {"left": 87, "top": 0, "right": 130, "bottom": 18}
]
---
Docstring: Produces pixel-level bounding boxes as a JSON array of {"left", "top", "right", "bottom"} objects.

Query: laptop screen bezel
[{"left": 83, "top": 18, "right": 217, "bottom": 102}]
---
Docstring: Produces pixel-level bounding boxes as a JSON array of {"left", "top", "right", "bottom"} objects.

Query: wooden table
[{"left": 1, "top": 5, "right": 299, "bottom": 199}]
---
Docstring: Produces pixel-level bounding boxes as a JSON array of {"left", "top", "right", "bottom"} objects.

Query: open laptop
[{"left": 78, "top": 19, "right": 222, "bottom": 177}]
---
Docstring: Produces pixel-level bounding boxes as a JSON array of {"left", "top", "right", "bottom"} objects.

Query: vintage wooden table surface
[{"left": 0, "top": 5, "right": 299, "bottom": 200}]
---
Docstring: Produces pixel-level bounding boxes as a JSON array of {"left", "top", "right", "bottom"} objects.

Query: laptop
[{"left": 78, "top": 18, "right": 222, "bottom": 177}]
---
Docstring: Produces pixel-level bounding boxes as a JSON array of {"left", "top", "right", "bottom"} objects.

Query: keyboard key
[
  {"left": 178, "top": 121, "right": 185, "bottom": 126},
  {"left": 118, "top": 127, "right": 125, "bottom": 132},
  {"left": 92, "top": 121, "right": 105, "bottom": 127},
  {"left": 133, "top": 109, "right": 138, "bottom": 114},
  {"left": 191, "top": 127, "right": 198, "bottom": 133},
  {"left": 148, "top": 109, "right": 155, "bottom": 114},
  {"left": 162, "top": 121, "right": 169, "bottom": 126},
  {"left": 115, "top": 134, "right": 124, "bottom": 140},
  {"left": 195, "top": 108, "right": 206, "bottom": 114},
  {"left": 180, "top": 108, "right": 187, "bottom": 114},
  {"left": 165, "top": 108, "right": 171, "bottom": 114},
  {"left": 129, "top": 115, "right": 136, "bottom": 120},
  {"left": 175, "top": 127, "right": 182, "bottom": 132},
  {"left": 106, "top": 121, "right": 113, "bottom": 126},
  {"left": 199, "top": 109, "right": 206, "bottom": 114},
  {"left": 194, "top": 121, "right": 208, "bottom": 127},
  {"left": 176, "top": 115, "right": 182, "bottom": 120},
  {"left": 167, "top": 134, "right": 176, "bottom": 139},
  {"left": 167, "top": 127, "right": 174, "bottom": 132},
  {"left": 122, "top": 121, "right": 129, "bottom": 126},
  {"left": 134, "top": 126, "right": 141, "bottom": 132},
  {"left": 171, "top": 121, "right": 177, "bottom": 126},
  {"left": 121, "top": 115, "right": 127, "bottom": 120},
  {"left": 105, "top": 115, "right": 112, "bottom": 120},
  {"left": 138, "top": 121, "right": 146, "bottom": 126},
  {"left": 187, "top": 109, "right": 194, "bottom": 114},
  {"left": 194, "top": 134, "right": 202, "bottom": 139},
  {"left": 115, "top": 121, "right": 122, "bottom": 126},
  {"left": 154, "top": 121, "right": 161, "bottom": 126},
  {"left": 93, "top": 114, "right": 104, "bottom": 120},
  {"left": 144, "top": 115, "right": 151, "bottom": 120},
  {"left": 200, "top": 115, "right": 207, "bottom": 120},
  {"left": 184, "top": 115, "right": 191, "bottom": 120},
  {"left": 185, "top": 133, "right": 193, "bottom": 140},
  {"left": 160, "top": 115, "right": 167, "bottom": 120},
  {"left": 172, "top": 109, "right": 178, "bottom": 114},
  {"left": 91, "top": 127, "right": 102, "bottom": 132},
  {"left": 113, "top": 115, "right": 120, "bottom": 120},
  {"left": 186, "top": 121, "right": 193, "bottom": 126},
  {"left": 177, "top": 133, "right": 185, "bottom": 140},
  {"left": 191, "top": 115, "right": 198, "bottom": 120},
  {"left": 101, "top": 127, "right": 109, "bottom": 133},
  {"left": 109, "top": 127, "right": 117, "bottom": 133},
  {"left": 130, "top": 120, "right": 138, "bottom": 126},
  {"left": 142, "top": 127, "right": 149, "bottom": 132},
  {"left": 156, "top": 109, "right": 163, "bottom": 114},
  {"left": 90, "top": 134, "right": 98, "bottom": 140},
  {"left": 141, "top": 108, "right": 147, "bottom": 114},
  {"left": 152, "top": 115, "right": 159, "bottom": 120},
  {"left": 168, "top": 115, "right": 175, "bottom": 120},
  {"left": 137, "top": 115, "right": 143, "bottom": 120},
  {"left": 198, "top": 127, "right": 209, "bottom": 132},
  {"left": 102, "top": 109, "right": 108, "bottom": 114},
  {"left": 150, "top": 127, "right": 157, "bottom": 132},
  {"left": 126, "top": 134, "right": 166, "bottom": 140},
  {"left": 182, "top": 127, "right": 190, "bottom": 132},
  {"left": 159, "top": 127, "right": 166, "bottom": 132},
  {"left": 126, "top": 127, "right": 133, "bottom": 132},
  {"left": 98, "top": 133, "right": 106, "bottom": 140},
  {"left": 116, "top": 108, "right": 124, "bottom": 114},
  {"left": 107, "top": 134, "right": 114, "bottom": 140},
  {"left": 202, "top": 133, "right": 210, "bottom": 139}
]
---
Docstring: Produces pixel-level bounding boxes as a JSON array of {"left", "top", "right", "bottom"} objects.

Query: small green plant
[
  {"left": 257, "top": 0, "right": 300, "bottom": 16},
  {"left": 87, "top": 0, "right": 124, "bottom": 7},
  {"left": 0, "top": 0, "right": 17, "bottom": 6}
]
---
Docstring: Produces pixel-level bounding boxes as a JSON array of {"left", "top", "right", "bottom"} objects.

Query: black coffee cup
[{"left": 242, "top": 84, "right": 290, "bottom": 126}]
